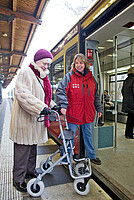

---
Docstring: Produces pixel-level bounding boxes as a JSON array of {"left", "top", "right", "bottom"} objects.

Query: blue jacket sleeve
[{"left": 56, "top": 72, "right": 71, "bottom": 109}]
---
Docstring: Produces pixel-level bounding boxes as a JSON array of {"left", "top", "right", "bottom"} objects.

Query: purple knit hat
[{"left": 34, "top": 49, "right": 53, "bottom": 62}]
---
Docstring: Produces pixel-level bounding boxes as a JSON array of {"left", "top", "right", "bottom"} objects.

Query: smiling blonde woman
[{"left": 56, "top": 53, "right": 102, "bottom": 165}]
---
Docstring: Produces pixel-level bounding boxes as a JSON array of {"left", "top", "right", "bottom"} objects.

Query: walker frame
[{"left": 27, "top": 110, "right": 92, "bottom": 197}]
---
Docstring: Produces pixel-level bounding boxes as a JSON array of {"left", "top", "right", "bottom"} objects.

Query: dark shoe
[
  {"left": 13, "top": 181, "right": 27, "bottom": 192},
  {"left": 98, "top": 122, "right": 104, "bottom": 126},
  {"left": 91, "top": 157, "right": 101, "bottom": 165},
  {"left": 25, "top": 172, "right": 39, "bottom": 179},
  {"left": 125, "top": 136, "right": 134, "bottom": 139}
]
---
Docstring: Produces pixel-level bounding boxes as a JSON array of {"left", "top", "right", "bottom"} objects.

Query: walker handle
[{"left": 63, "top": 114, "right": 69, "bottom": 130}]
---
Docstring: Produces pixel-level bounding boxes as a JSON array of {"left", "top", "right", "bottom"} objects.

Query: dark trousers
[
  {"left": 125, "top": 113, "right": 134, "bottom": 138},
  {"left": 13, "top": 143, "right": 37, "bottom": 183}
]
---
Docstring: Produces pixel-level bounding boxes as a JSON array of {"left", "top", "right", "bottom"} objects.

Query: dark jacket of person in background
[
  {"left": 122, "top": 67, "right": 134, "bottom": 139},
  {"left": 122, "top": 67, "right": 134, "bottom": 114}
]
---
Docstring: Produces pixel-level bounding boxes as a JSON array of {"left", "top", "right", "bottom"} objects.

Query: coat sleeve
[
  {"left": 93, "top": 78, "right": 103, "bottom": 113},
  {"left": 133, "top": 82, "right": 134, "bottom": 97},
  {"left": 121, "top": 80, "right": 125, "bottom": 96},
  {"left": 50, "top": 99, "right": 56, "bottom": 108},
  {"left": 15, "top": 68, "right": 47, "bottom": 117},
  {"left": 56, "top": 72, "right": 71, "bottom": 109}
]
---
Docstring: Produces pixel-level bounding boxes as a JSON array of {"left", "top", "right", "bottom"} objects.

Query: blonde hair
[
  {"left": 71, "top": 53, "right": 89, "bottom": 70},
  {"left": 128, "top": 67, "right": 134, "bottom": 75}
]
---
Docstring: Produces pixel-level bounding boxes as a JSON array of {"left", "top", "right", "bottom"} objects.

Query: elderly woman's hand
[{"left": 40, "top": 107, "right": 51, "bottom": 115}]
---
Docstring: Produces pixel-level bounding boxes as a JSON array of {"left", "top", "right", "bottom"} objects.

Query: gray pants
[{"left": 13, "top": 143, "right": 37, "bottom": 183}]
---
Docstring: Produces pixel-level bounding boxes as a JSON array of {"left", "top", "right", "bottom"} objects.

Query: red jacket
[{"left": 56, "top": 68, "right": 102, "bottom": 124}]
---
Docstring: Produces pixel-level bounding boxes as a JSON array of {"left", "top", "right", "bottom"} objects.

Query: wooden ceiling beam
[
  {"left": 3, "top": 72, "right": 16, "bottom": 76},
  {"left": 0, "top": 49, "right": 26, "bottom": 56},
  {"left": 9, "top": 0, "right": 18, "bottom": 73},
  {"left": 24, "top": 24, "right": 36, "bottom": 54},
  {"left": 0, "top": 63, "right": 20, "bottom": 69},
  {"left": 0, "top": 0, "right": 49, "bottom": 88},
  {"left": 0, "top": 7, "right": 42, "bottom": 25},
  {"left": 9, "top": 20, "right": 16, "bottom": 71},
  {"left": 36, "top": 0, "right": 47, "bottom": 18},
  {"left": 18, "top": 23, "right": 36, "bottom": 68},
  {"left": 13, "top": 0, "right": 17, "bottom": 12}
]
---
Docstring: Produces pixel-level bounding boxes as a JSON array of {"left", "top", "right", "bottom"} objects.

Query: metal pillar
[
  {"left": 0, "top": 81, "right": 2, "bottom": 103},
  {"left": 113, "top": 36, "right": 118, "bottom": 147},
  {"left": 85, "top": 39, "right": 99, "bottom": 155}
]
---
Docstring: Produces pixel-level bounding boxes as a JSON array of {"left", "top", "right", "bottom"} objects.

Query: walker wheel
[
  {"left": 40, "top": 160, "right": 53, "bottom": 173},
  {"left": 74, "top": 178, "right": 90, "bottom": 195},
  {"left": 27, "top": 178, "right": 45, "bottom": 197}
]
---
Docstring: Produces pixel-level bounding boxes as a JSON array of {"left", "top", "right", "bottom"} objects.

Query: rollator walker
[{"left": 27, "top": 110, "right": 92, "bottom": 197}]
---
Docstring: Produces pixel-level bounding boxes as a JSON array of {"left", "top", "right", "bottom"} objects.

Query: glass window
[
  {"left": 50, "top": 44, "right": 78, "bottom": 101},
  {"left": 50, "top": 57, "right": 64, "bottom": 101},
  {"left": 65, "top": 44, "right": 78, "bottom": 73},
  {"left": 109, "top": 73, "right": 127, "bottom": 101}
]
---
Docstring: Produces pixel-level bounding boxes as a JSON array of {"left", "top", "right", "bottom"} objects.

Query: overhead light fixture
[
  {"left": 3, "top": 33, "right": 8, "bottom": 37},
  {"left": 108, "top": 54, "right": 113, "bottom": 57},
  {"left": 107, "top": 65, "right": 133, "bottom": 74},
  {"left": 107, "top": 39, "right": 113, "bottom": 42},
  {"left": 98, "top": 46, "right": 105, "bottom": 49},
  {"left": 0, "top": 33, "right": 8, "bottom": 37}
]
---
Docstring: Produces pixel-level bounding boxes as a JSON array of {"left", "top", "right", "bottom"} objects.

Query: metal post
[
  {"left": 85, "top": 40, "right": 99, "bottom": 155},
  {"left": 130, "top": 52, "right": 132, "bottom": 67},
  {"left": 0, "top": 81, "right": 2, "bottom": 103},
  {"left": 96, "top": 50, "right": 103, "bottom": 99},
  {"left": 102, "top": 61, "right": 105, "bottom": 122},
  {"left": 114, "top": 36, "right": 118, "bottom": 147}
]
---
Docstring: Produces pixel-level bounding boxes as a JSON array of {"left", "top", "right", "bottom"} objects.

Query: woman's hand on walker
[{"left": 61, "top": 108, "right": 66, "bottom": 115}]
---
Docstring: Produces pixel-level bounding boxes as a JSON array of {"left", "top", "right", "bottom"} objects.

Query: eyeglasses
[{"left": 42, "top": 62, "right": 50, "bottom": 68}]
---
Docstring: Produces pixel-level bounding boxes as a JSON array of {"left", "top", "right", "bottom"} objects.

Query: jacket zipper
[
  {"left": 87, "top": 84, "right": 89, "bottom": 96},
  {"left": 82, "top": 83, "right": 85, "bottom": 95}
]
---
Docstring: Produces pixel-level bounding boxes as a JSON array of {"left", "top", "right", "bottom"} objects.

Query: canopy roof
[{"left": 0, "top": 0, "right": 48, "bottom": 88}]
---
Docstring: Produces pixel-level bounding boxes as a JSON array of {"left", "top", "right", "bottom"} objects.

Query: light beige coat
[{"left": 10, "top": 67, "right": 56, "bottom": 145}]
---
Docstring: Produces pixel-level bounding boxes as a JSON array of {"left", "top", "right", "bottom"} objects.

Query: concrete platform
[
  {"left": 0, "top": 99, "right": 112, "bottom": 200},
  {"left": 94, "top": 120, "right": 134, "bottom": 199},
  {"left": 0, "top": 98, "right": 134, "bottom": 199}
]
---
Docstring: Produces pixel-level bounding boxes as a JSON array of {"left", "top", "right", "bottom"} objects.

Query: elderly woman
[
  {"left": 56, "top": 53, "right": 102, "bottom": 165},
  {"left": 10, "top": 49, "right": 56, "bottom": 192}
]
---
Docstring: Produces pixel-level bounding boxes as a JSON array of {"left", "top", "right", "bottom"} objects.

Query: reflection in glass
[
  {"left": 51, "top": 59, "right": 64, "bottom": 101},
  {"left": 109, "top": 73, "right": 127, "bottom": 101},
  {"left": 66, "top": 44, "right": 77, "bottom": 73}
]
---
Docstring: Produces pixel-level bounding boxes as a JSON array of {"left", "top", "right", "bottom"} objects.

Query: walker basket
[{"left": 71, "top": 158, "right": 91, "bottom": 178}]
